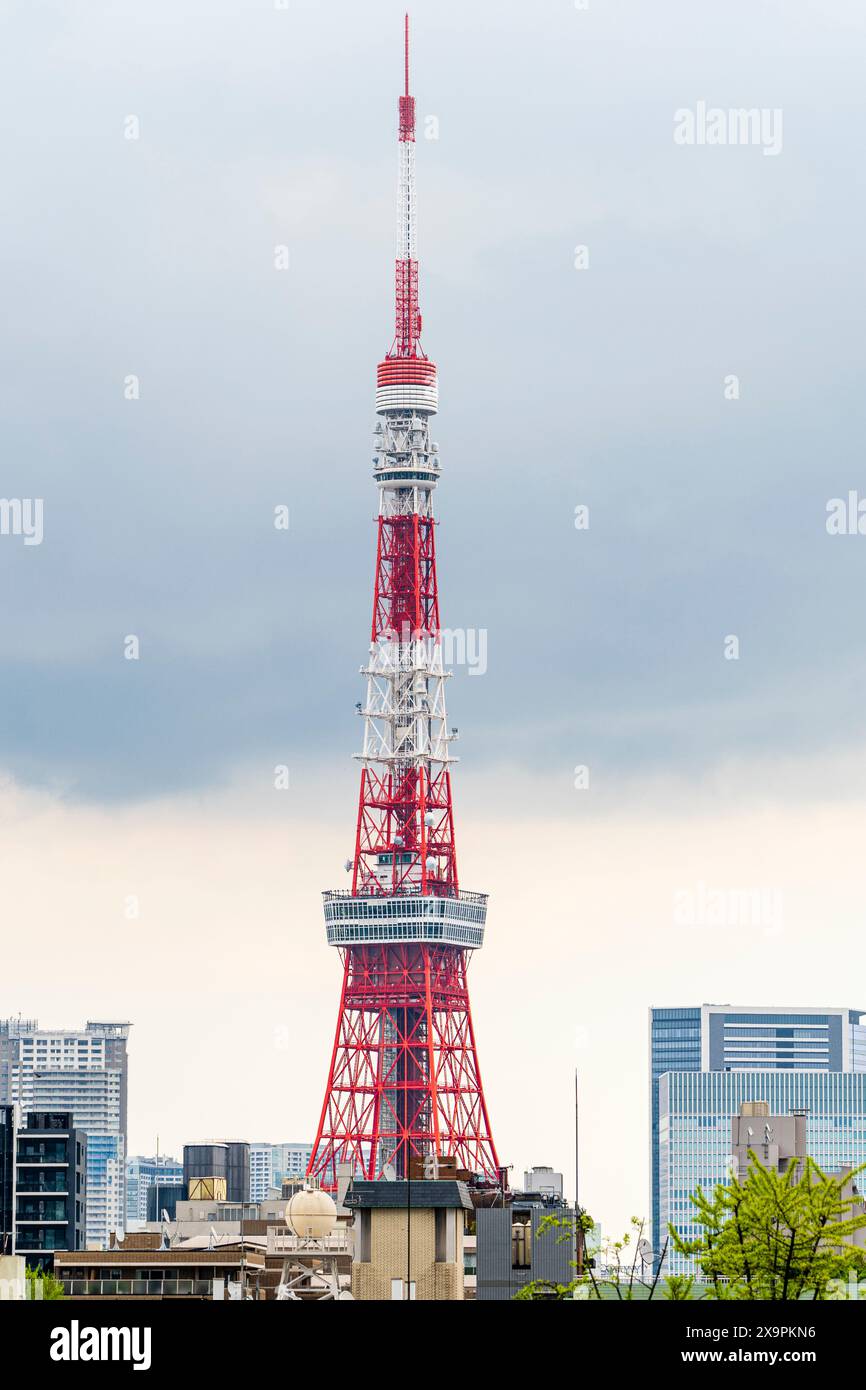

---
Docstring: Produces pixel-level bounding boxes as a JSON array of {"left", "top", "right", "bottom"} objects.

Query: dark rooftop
[{"left": 343, "top": 1180, "right": 473, "bottom": 1211}]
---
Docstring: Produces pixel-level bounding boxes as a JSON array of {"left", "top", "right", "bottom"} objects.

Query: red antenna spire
[
  {"left": 393, "top": 14, "right": 421, "bottom": 357},
  {"left": 399, "top": 12, "right": 415, "bottom": 142}
]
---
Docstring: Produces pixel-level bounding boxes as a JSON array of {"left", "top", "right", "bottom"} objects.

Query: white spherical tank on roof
[{"left": 285, "top": 1188, "right": 337, "bottom": 1239}]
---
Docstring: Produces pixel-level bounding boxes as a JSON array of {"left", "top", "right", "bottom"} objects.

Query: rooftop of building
[
  {"left": 511, "top": 1191, "right": 570, "bottom": 1212},
  {"left": 343, "top": 1180, "right": 473, "bottom": 1211},
  {"left": 651, "top": 1004, "right": 865, "bottom": 1018},
  {"left": 0, "top": 1018, "right": 131, "bottom": 1038}
]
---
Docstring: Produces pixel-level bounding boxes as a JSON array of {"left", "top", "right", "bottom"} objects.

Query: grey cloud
[{"left": 2, "top": 0, "right": 865, "bottom": 801}]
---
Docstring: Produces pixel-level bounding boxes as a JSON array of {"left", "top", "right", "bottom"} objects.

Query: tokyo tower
[{"left": 307, "top": 15, "right": 499, "bottom": 1188}]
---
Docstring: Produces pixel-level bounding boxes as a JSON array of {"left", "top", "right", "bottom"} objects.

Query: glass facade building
[
  {"left": 660, "top": 1071, "right": 866, "bottom": 1277},
  {"left": 648, "top": 1008, "right": 702, "bottom": 1258},
  {"left": 649, "top": 1005, "right": 866, "bottom": 1271}
]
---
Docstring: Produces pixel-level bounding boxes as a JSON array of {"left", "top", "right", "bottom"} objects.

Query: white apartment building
[{"left": 249, "top": 1142, "right": 313, "bottom": 1202}]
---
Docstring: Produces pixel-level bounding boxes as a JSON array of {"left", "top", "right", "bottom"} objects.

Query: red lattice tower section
[{"left": 308, "top": 16, "right": 498, "bottom": 1189}]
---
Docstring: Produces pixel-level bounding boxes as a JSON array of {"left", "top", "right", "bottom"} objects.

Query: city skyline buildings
[
  {"left": 5, "top": 1, "right": 866, "bottom": 1243},
  {"left": 0, "top": 1019, "right": 130, "bottom": 1249},
  {"left": 650, "top": 1004, "right": 866, "bottom": 1271},
  {"left": 125, "top": 1152, "right": 184, "bottom": 1229},
  {"left": 661, "top": 1071, "right": 866, "bottom": 1279},
  {"left": 125, "top": 1142, "right": 314, "bottom": 1219},
  {"left": 249, "top": 1142, "right": 313, "bottom": 1202}
]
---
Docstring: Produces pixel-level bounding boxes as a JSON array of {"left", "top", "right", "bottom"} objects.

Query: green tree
[
  {"left": 26, "top": 1266, "right": 65, "bottom": 1300},
  {"left": 670, "top": 1152, "right": 866, "bottom": 1300}
]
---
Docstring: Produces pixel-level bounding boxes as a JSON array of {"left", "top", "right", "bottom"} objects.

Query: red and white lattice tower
[{"left": 308, "top": 15, "right": 499, "bottom": 1189}]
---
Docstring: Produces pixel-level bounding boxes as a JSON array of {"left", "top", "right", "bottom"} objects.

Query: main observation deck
[{"left": 323, "top": 889, "right": 486, "bottom": 949}]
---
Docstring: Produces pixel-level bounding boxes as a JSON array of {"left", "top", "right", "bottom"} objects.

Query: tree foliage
[
  {"left": 515, "top": 1213, "right": 678, "bottom": 1300},
  {"left": 670, "top": 1151, "right": 866, "bottom": 1300},
  {"left": 26, "top": 1266, "right": 65, "bottom": 1300}
]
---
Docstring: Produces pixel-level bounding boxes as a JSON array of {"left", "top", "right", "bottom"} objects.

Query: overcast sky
[{"left": 4, "top": 0, "right": 866, "bottom": 1240}]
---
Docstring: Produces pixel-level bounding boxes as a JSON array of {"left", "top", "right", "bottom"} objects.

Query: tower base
[{"left": 308, "top": 943, "right": 498, "bottom": 1189}]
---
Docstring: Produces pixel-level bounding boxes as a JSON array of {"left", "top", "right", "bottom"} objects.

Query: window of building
[
  {"left": 434, "top": 1207, "right": 456, "bottom": 1263},
  {"left": 435, "top": 1207, "right": 447, "bottom": 1262},
  {"left": 512, "top": 1218, "right": 531, "bottom": 1270},
  {"left": 357, "top": 1209, "right": 371, "bottom": 1262}
]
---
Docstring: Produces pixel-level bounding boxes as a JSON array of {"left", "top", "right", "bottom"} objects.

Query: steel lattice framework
[{"left": 307, "top": 15, "right": 499, "bottom": 1190}]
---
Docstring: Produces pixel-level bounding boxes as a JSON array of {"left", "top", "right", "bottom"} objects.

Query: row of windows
[
  {"left": 325, "top": 898, "right": 486, "bottom": 925},
  {"left": 662, "top": 1073, "right": 866, "bottom": 1111},
  {"left": 720, "top": 1014, "right": 836, "bottom": 1026},
  {"left": 651, "top": 1010, "right": 702, "bottom": 1023},
  {"left": 326, "top": 923, "right": 484, "bottom": 946}
]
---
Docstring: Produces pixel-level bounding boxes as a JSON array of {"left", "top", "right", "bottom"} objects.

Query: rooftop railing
[
  {"left": 266, "top": 1229, "right": 352, "bottom": 1255},
  {"left": 61, "top": 1279, "right": 214, "bottom": 1298},
  {"left": 323, "top": 888, "right": 487, "bottom": 906}
]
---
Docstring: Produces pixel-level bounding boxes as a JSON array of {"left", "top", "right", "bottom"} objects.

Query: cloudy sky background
[{"left": 4, "top": 0, "right": 866, "bottom": 1237}]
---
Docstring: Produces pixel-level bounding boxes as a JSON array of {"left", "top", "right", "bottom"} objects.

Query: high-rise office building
[
  {"left": 661, "top": 1072, "right": 866, "bottom": 1277},
  {"left": 249, "top": 1142, "right": 313, "bottom": 1202},
  {"left": 125, "top": 1154, "right": 184, "bottom": 1229},
  {"left": 650, "top": 1005, "right": 866, "bottom": 1275},
  {"left": 0, "top": 1019, "right": 130, "bottom": 1249}
]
